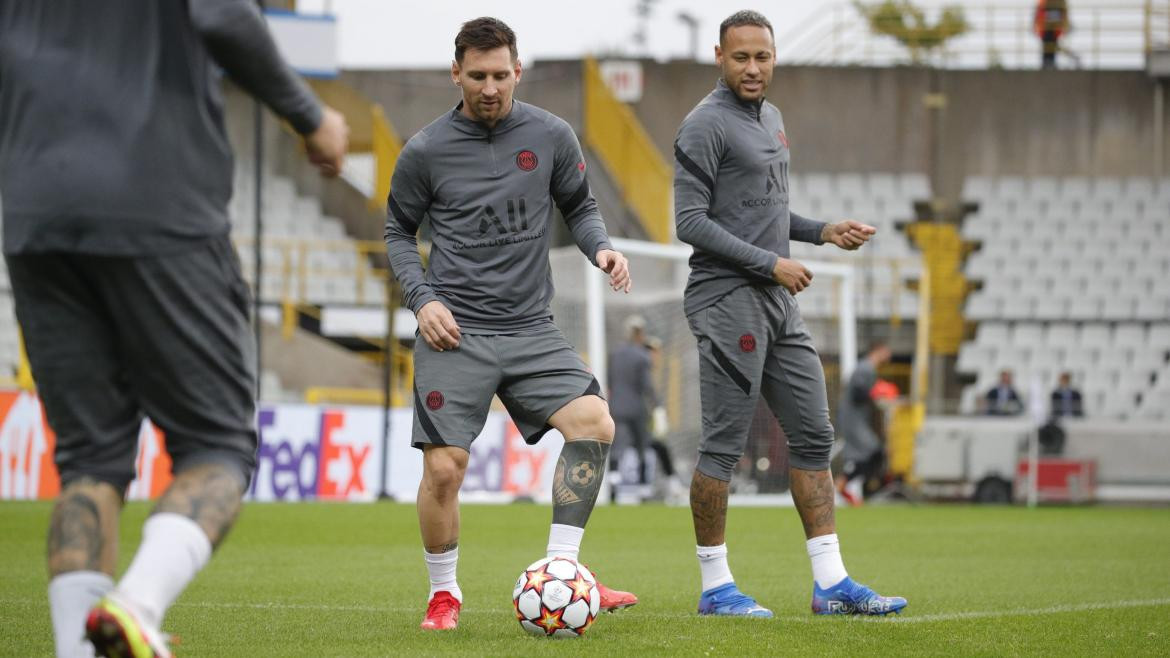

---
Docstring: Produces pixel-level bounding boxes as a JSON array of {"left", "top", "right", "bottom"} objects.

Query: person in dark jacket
[
  {"left": 1050, "top": 371, "right": 1084, "bottom": 418},
  {"left": 986, "top": 369, "right": 1025, "bottom": 416}
]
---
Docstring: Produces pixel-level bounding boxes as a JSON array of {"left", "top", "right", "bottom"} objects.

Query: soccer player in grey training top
[
  {"left": 0, "top": 1, "right": 347, "bottom": 656},
  {"left": 673, "top": 10, "right": 907, "bottom": 617},
  {"left": 384, "top": 17, "right": 637, "bottom": 631}
]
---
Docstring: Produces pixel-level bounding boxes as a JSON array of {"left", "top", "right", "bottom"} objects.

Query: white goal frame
[{"left": 584, "top": 237, "right": 858, "bottom": 390}]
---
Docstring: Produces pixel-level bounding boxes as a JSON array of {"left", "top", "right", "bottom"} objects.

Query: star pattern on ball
[
  {"left": 524, "top": 566, "right": 552, "bottom": 595},
  {"left": 568, "top": 573, "right": 592, "bottom": 603},
  {"left": 537, "top": 606, "right": 566, "bottom": 634}
]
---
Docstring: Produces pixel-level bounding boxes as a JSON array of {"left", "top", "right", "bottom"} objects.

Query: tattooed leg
[
  {"left": 690, "top": 470, "right": 729, "bottom": 546},
  {"left": 418, "top": 445, "right": 468, "bottom": 553},
  {"left": 789, "top": 467, "right": 837, "bottom": 539},
  {"left": 547, "top": 394, "right": 614, "bottom": 528},
  {"left": 551, "top": 438, "right": 609, "bottom": 527},
  {"left": 47, "top": 477, "right": 123, "bottom": 576},
  {"left": 152, "top": 461, "right": 246, "bottom": 549}
]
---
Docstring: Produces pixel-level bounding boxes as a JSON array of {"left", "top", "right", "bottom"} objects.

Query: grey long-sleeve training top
[
  {"left": 384, "top": 100, "right": 613, "bottom": 334},
  {"left": 0, "top": 0, "right": 323, "bottom": 255},
  {"left": 673, "top": 78, "right": 827, "bottom": 317}
]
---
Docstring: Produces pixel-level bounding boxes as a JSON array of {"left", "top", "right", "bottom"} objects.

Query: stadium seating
[
  {"left": 228, "top": 169, "right": 386, "bottom": 307},
  {"left": 787, "top": 172, "right": 926, "bottom": 320},
  {"left": 0, "top": 269, "right": 17, "bottom": 379},
  {"left": 958, "top": 176, "right": 1170, "bottom": 419},
  {"left": 0, "top": 199, "right": 18, "bottom": 378}
]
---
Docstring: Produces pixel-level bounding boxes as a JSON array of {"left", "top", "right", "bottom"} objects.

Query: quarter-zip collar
[
  {"left": 449, "top": 100, "right": 524, "bottom": 140},
  {"left": 714, "top": 77, "right": 765, "bottom": 121}
]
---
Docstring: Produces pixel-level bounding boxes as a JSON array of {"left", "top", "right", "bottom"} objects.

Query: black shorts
[{"left": 5, "top": 235, "right": 258, "bottom": 491}]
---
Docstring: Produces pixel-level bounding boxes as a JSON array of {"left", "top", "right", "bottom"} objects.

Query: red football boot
[
  {"left": 589, "top": 568, "right": 638, "bottom": 612},
  {"left": 420, "top": 591, "right": 461, "bottom": 630}
]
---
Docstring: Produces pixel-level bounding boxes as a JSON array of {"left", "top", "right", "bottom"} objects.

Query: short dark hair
[
  {"left": 868, "top": 341, "right": 889, "bottom": 355},
  {"left": 719, "top": 10, "right": 774, "bottom": 45},
  {"left": 454, "top": 17, "right": 517, "bottom": 63}
]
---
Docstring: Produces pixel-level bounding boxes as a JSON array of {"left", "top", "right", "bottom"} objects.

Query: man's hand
[
  {"left": 416, "top": 300, "right": 461, "bottom": 351},
  {"left": 823, "top": 220, "right": 876, "bottom": 251},
  {"left": 304, "top": 106, "right": 349, "bottom": 177},
  {"left": 773, "top": 257, "right": 812, "bottom": 294},
  {"left": 596, "top": 249, "right": 632, "bottom": 293}
]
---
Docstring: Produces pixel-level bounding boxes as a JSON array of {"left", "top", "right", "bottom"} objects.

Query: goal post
[
  {"left": 583, "top": 237, "right": 858, "bottom": 393},
  {"left": 552, "top": 236, "right": 860, "bottom": 495}
]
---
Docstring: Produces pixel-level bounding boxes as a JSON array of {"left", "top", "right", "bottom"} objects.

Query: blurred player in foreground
[
  {"left": 672, "top": 10, "right": 906, "bottom": 618},
  {"left": 0, "top": 1, "right": 347, "bottom": 655}
]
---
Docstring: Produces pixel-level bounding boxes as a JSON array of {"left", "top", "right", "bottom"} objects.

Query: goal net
[{"left": 549, "top": 237, "right": 857, "bottom": 497}]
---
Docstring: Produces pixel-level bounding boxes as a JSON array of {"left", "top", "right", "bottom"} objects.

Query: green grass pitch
[{"left": 2, "top": 502, "right": 1168, "bottom": 656}]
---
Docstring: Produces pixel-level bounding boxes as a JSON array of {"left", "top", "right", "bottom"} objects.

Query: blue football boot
[
  {"left": 811, "top": 577, "right": 907, "bottom": 615},
  {"left": 697, "top": 582, "right": 774, "bottom": 618}
]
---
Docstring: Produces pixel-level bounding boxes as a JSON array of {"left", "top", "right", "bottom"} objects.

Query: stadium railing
[
  {"left": 307, "top": 78, "right": 403, "bottom": 211},
  {"left": 582, "top": 58, "right": 672, "bottom": 244},
  {"left": 777, "top": 1, "right": 1160, "bottom": 69}
]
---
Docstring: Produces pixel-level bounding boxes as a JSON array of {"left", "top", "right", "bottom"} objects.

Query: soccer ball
[{"left": 512, "top": 556, "right": 600, "bottom": 637}]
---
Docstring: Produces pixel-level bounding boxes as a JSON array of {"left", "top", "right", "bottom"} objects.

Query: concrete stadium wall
[
  {"left": 632, "top": 62, "right": 934, "bottom": 183},
  {"left": 342, "top": 61, "right": 1168, "bottom": 203},
  {"left": 342, "top": 60, "right": 584, "bottom": 138},
  {"left": 632, "top": 62, "right": 1166, "bottom": 202}
]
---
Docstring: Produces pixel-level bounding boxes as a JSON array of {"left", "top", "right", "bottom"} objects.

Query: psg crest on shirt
[{"left": 516, "top": 150, "right": 539, "bottom": 171}]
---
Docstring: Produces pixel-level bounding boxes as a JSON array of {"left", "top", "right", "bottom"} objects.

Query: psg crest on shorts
[
  {"left": 516, "top": 150, "right": 538, "bottom": 171},
  {"left": 739, "top": 334, "right": 757, "bottom": 353}
]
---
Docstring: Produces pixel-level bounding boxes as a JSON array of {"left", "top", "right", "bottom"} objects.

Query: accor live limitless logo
[
  {"left": 741, "top": 161, "right": 788, "bottom": 208},
  {"left": 453, "top": 197, "right": 545, "bottom": 250}
]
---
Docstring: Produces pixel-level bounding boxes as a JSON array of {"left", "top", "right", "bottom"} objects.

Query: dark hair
[
  {"left": 868, "top": 341, "right": 889, "bottom": 355},
  {"left": 455, "top": 17, "right": 517, "bottom": 63},
  {"left": 719, "top": 10, "right": 774, "bottom": 45}
]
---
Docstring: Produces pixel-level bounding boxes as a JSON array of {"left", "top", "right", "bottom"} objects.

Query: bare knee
[
  {"left": 550, "top": 396, "right": 615, "bottom": 442},
  {"left": 422, "top": 447, "right": 468, "bottom": 500}
]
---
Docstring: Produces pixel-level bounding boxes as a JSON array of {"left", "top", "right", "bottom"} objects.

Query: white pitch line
[
  {"left": 6, "top": 597, "right": 1169, "bottom": 624},
  {"left": 856, "top": 598, "right": 1170, "bottom": 624},
  {"left": 172, "top": 598, "right": 1170, "bottom": 623}
]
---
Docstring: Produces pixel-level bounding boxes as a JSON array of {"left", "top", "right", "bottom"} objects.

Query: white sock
[
  {"left": 807, "top": 533, "right": 848, "bottom": 589},
  {"left": 48, "top": 571, "right": 113, "bottom": 658},
  {"left": 424, "top": 547, "right": 462, "bottom": 602},
  {"left": 696, "top": 543, "right": 734, "bottom": 592},
  {"left": 545, "top": 523, "right": 585, "bottom": 561},
  {"left": 114, "top": 514, "right": 211, "bottom": 628}
]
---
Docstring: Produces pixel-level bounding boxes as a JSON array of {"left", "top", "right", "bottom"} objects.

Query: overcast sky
[
  {"left": 296, "top": 1, "right": 839, "bottom": 69},
  {"left": 294, "top": 1, "right": 1146, "bottom": 71}
]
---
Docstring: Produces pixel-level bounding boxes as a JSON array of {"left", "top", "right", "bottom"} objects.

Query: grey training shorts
[
  {"left": 6, "top": 235, "right": 258, "bottom": 491},
  {"left": 411, "top": 322, "right": 601, "bottom": 450},
  {"left": 687, "top": 284, "right": 835, "bottom": 476}
]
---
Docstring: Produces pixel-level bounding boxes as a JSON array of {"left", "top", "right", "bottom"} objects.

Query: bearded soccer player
[
  {"left": 384, "top": 17, "right": 638, "bottom": 631},
  {"left": 673, "top": 10, "right": 907, "bottom": 617}
]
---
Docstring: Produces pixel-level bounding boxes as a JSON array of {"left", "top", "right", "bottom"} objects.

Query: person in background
[
  {"left": 835, "top": 342, "right": 892, "bottom": 506},
  {"left": 644, "top": 336, "right": 687, "bottom": 503},
  {"left": 608, "top": 315, "right": 658, "bottom": 493},
  {"left": 985, "top": 369, "right": 1025, "bottom": 416},
  {"left": 1050, "top": 371, "right": 1084, "bottom": 419},
  {"left": 1034, "top": 0, "right": 1070, "bottom": 69}
]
